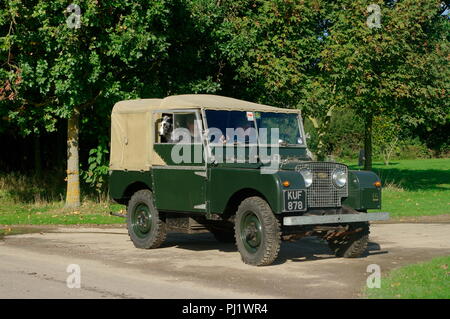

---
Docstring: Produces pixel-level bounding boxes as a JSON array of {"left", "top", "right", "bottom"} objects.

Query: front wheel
[
  {"left": 127, "top": 189, "right": 167, "bottom": 249},
  {"left": 234, "top": 197, "right": 281, "bottom": 266}
]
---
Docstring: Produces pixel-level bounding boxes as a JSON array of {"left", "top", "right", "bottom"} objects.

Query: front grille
[{"left": 295, "top": 162, "right": 348, "bottom": 208}]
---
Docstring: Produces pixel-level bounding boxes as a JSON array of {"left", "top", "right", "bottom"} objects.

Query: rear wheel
[
  {"left": 127, "top": 189, "right": 167, "bottom": 249},
  {"left": 327, "top": 223, "right": 369, "bottom": 258},
  {"left": 234, "top": 197, "right": 281, "bottom": 266}
]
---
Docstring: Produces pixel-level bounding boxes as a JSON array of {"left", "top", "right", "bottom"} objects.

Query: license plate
[{"left": 283, "top": 189, "right": 306, "bottom": 212}]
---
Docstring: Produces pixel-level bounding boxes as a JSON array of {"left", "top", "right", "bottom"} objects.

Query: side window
[
  {"left": 155, "top": 113, "right": 174, "bottom": 143},
  {"left": 173, "top": 113, "right": 200, "bottom": 144},
  {"left": 155, "top": 111, "right": 202, "bottom": 144}
]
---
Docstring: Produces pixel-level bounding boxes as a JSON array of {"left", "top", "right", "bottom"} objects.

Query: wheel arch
[
  {"left": 109, "top": 170, "right": 153, "bottom": 205},
  {"left": 117, "top": 181, "right": 152, "bottom": 205},
  {"left": 222, "top": 188, "right": 272, "bottom": 220}
]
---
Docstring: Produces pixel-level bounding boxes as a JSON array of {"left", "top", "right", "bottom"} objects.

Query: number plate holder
[{"left": 283, "top": 189, "right": 307, "bottom": 212}]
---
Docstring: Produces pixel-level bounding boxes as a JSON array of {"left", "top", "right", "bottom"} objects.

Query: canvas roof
[
  {"left": 110, "top": 94, "right": 300, "bottom": 171},
  {"left": 112, "top": 94, "right": 300, "bottom": 114}
]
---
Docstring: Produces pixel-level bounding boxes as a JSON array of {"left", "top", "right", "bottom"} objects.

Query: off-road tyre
[
  {"left": 328, "top": 222, "right": 370, "bottom": 258},
  {"left": 234, "top": 196, "right": 281, "bottom": 266},
  {"left": 127, "top": 189, "right": 167, "bottom": 249}
]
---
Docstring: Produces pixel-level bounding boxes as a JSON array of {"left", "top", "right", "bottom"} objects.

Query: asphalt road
[{"left": 0, "top": 223, "right": 449, "bottom": 298}]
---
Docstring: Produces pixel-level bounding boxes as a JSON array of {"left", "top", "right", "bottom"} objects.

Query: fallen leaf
[{"left": 440, "top": 264, "right": 448, "bottom": 270}]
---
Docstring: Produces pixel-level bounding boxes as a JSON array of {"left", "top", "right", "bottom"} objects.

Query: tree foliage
[
  {"left": 1, "top": 0, "right": 173, "bottom": 132},
  {"left": 210, "top": 0, "right": 449, "bottom": 164},
  {"left": 320, "top": 0, "right": 449, "bottom": 167}
]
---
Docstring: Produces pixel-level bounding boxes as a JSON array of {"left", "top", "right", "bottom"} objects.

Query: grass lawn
[
  {"left": 0, "top": 171, "right": 126, "bottom": 227},
  {"left": 346, "top": 158, "right": 450, "bottom": 218},
  {"left": 365, "top": 256, "right": 450, "bottom": 298},
  {"left": 0, "top": 200, "right": 125, "bottom": 226}
]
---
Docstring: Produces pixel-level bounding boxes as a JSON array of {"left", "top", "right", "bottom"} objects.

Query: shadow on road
[
  {"left": 161, "top": 232, "right": 388, "bottom": 264},
  {"left": 163, "top": 232, "right": 238, "bottom": 253}
]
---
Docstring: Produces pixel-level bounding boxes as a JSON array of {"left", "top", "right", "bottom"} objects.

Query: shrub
[
  {"left": 304, "top": 109, "right": 364, "bottom": 160},
  {"left": 397, "top": 137, "right": 432, "bottom": 160},
  {"left": 81, "top": 145, "right": 110, "bottom": 201},
  {"left": 0, "top": 170, "right": 65, "bottom": 203}
]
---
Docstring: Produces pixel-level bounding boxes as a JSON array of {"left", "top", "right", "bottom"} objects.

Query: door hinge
[{"left": 193, "top": 203, "right": 206, "bottom": 210}]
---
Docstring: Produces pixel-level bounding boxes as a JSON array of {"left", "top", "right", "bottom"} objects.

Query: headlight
[
  {"left": 332, "top": 169, "right": 347, "bottom": 188},
  {"left": 298, "top": 168, "right": 313, "bottom": 188}
]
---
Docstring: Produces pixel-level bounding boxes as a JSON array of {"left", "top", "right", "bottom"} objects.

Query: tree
[
  {"left": 215, "top": 0, "right": 449, "bottom": 168},
  {"left": 215, "top": 0, "right": 336, "bottom": 160},
  {"left": 1, "top": 0, "right": 171, "bottom": 207},
  {"left": 320, "top": 0, "right": 449, "bottom": 169},
  {"left": 1, "top": 0, "right": 231, "bottom": 205},
  {"left": 372, "top": 115, "right": 401, "bottom": 165}
]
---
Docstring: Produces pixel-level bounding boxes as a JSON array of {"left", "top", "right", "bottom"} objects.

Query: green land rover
[{"left": 109, "top": 94, "right": 389, "bottom": 266}]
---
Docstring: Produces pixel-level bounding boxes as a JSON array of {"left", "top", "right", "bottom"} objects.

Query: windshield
[
  {"left": 205, "top": 110, "right": 304, "bottom": 146},
  {"left": 205, "top": 110, "right": 257, "bottom": 144},
  {"left": 256, "top": 112, "right": 304, "bottom": 146}
]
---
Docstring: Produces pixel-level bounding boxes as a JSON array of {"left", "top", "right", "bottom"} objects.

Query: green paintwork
[
  {"left": 207, "top": 167, "right": 302, "bottom": 215},
  {"left": 210, "top": 145, "right": 259, "bottom": 164},
  {"left": 342, "top": 170, "right": 382, "bottom": 210},
  {"left": 151, "top": 143, "right": 206, "bottom": 212},
  {"left": 109, "top": 170, "right": 153, "bottom": 201},
  {"left": 152, "top": 167, "right": 206, "bottom": 212},
  {"left": 109, "top": 164, "right": 382, "bottom": 214},
  {"left": 154, "top": 143, "right": 205, "bottom": 166},
  {"left": 210, "top": 145, "right": 310, "bottom": 168},
  {"left": 110, "top": 167, "right": 207, "bottom": 212}
]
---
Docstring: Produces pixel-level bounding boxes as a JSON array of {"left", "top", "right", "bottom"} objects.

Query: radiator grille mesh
[{"left": 295, "top": 162, "right": 348, "bottom": 208}]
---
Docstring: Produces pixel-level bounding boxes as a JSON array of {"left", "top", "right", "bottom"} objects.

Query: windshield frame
[
  {"left": 254, "top": 111, "right": 307, "bottom": 148},
  {"left": 203, "top": 109, "right": 307, "bottom": 148}
]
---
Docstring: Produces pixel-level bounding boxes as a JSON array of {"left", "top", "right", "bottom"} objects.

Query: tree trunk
[
  {"left": 308, "top": 117, "right": 322, "bottom": 160},
  {"left": 308, "top": 107, "right": 334, "bottom": 162},
  {"left": 364, "top": 114, "right": 373, "bottom": 171},
  {"left": 65, "top": 107, "right": 80, "bottom": 208}
]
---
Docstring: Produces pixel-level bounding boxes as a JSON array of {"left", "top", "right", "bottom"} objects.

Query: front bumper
[{"left": 283, "top": 212, "right": 389, "bottom": 226}]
